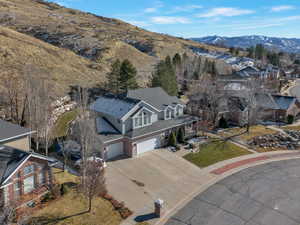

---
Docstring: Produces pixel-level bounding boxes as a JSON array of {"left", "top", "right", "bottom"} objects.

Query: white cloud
[
  {"left": 144, "top": 1, "right": 164, "bottom": 13},
  {"left": 144, "top": 7, "right": 157, "bottom": 13},
  {"left": 151, "top": 16, "right": 191, "bottom": 24},
  {"left": 196, "top": 7, "right": 254, "bottom": 18},
  {"left": 271, "top": 5, "right": 295, "bottom": 12},
  {"left": 169, "top": 5, "right": 203, "bottom": 13}
]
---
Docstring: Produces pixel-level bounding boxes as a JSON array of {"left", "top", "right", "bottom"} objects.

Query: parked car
[{"left": 74, "top": 157, "right": 107, "bottom": 169}]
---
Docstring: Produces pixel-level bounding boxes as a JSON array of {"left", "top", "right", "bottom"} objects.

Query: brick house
[
  {"left": 90, "top": 87, "right": 200, "bottom": 160},
  {"left": 0, "top": 120, "right": 35, "bottom": 151},
  {"left": 0, "top": 146, "right": 53, "bottom": 210}
]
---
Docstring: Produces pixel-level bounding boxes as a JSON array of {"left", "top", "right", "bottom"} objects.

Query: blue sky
[{"left": 51, "top": 0, "right": 300, "bottom": 38}]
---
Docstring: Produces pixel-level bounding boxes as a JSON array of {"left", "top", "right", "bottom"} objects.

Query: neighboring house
[
  {"left": 188, "top": 92, "right": 300, "bottom": 126},
  {"left": 0, "top": 146, "right": 53, "bottom": 210},
  {"left": 90, "top": 87, "right": 200, "bottom": 160},
  {"left": 256, "top": 94, "right": 300, "bottom": 122},
  {"left": 0, "top": 120, "right": 35, "bottom": 151}
]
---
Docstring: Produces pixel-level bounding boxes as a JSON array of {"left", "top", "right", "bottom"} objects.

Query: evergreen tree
[
  {"left": 168, "top": 132, "right": 177, "bottom": 147},
  {"left": 119, "top": 59, "right": 139, "bottom": 91},
  {"left": 152, "top": 56, "right": 178, "bottom": 96},
  {"left": 172, "top": 53, "right": 182, "bottom": 66},
  {"left": 177, "top": 127, "right": 185, "bottom": 143},
  {"left": 106, "top": 60, "right": 121, "bottom": 94}
]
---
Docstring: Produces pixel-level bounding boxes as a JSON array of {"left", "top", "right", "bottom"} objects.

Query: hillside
[
  {"left": 0, "top": 0, "right": 228, "bottom": 87},
  {"left": 192, "top": 35, "right": 300, "bottom": 54},
  {"left": 0, "top": 26, "right": 106, "bottom": 96}
]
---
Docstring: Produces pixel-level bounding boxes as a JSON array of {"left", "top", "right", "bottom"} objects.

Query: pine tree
[
  {"left": 151, "top": 56, "right": 178, "bottom": 96},
  {"left": 106, "top": 60, "right": 121, "bottom": 94},
  {"left": 172, "top": 53, "right": 182, "bottom": 66},
  {"left": 177, "top": 127, "right": 185, "bottom": 143},
  {"left": 168, "top": 132, "right": 177, "bottom": 147},
  {"left": 120, "top": 59, "right": 139, "bottom": 91}
]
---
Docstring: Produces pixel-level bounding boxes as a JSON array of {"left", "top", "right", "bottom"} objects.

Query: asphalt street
[{"left": 166, "top": 159, "right": 300, "bottom": 225}]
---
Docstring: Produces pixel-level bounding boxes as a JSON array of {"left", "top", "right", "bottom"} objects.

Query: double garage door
[
  {"left": 106, "top": 142, "right": 124, "bottom": 160},
  {"left": 136, "top": 137, "right": 161, "bottom": 155}
]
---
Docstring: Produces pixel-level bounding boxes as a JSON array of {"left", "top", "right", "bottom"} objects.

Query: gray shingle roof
[
  {"left": 272, "top": 95, "right": 296, "bottom": 110},
  {"left": 90, "top": 96, "right": 139, "bottom": 119},
  {"left": 125, "top": 87, "right": 183, "bottom": 111},
  {"left": 0, "top": 146, "right": 54, "bottom": 186},
  {"left": 0, "top": 120, "right": 32, "bottom": 143},
  {"left": 255, "top": 93, "right": 279, "bottom": 110},
  {"left": 126, "top": 115, "right": 199, "bottom": 139},
  {"left": 0, "top": 146, "right": 29, "bottom": 185},
  {"left": 97, "top": 115, "right": 199, "bottom": 144}
]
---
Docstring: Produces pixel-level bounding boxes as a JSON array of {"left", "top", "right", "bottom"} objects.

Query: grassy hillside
[
  {"left": 0, "top": 26, "right": 106, "bottom": 95},
  {"left": 0, "top": 0, "right": 229, "bottom": 87}
]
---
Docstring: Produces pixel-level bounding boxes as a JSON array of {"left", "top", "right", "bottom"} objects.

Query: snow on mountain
[{"left": 191, "top": 35, "right": 300, "bottom": 53}]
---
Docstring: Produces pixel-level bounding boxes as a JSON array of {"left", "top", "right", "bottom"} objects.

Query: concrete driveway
[
  {"left": 105, "top": 149, "right": 214, "bottom": 224},
  {"left": 166, "top": 158, "right": 300, "bottom": 225}
]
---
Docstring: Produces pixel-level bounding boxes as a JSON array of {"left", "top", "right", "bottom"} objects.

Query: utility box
[{"left": 154, "top": 199, "right": 164, "bottom": 217}]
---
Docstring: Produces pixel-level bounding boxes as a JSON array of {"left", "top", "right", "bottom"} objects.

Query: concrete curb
[{"left": 155, "top": 150, "right": 300, "bottom": 225}]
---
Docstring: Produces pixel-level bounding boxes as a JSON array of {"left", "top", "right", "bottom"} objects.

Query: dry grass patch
[
  {"left": 220, "top": 125, "right": 277, "bottom": 142},
  {"left": 29, "top": 168, "right": 122, "bottom": 225}
]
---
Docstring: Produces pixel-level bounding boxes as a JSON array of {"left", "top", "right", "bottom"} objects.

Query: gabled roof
[
  {"left": 255, "top": 93, "right": 279, "bottom": 110},
  {"left": 0, "top": 146, "right": 29, "bottom": 186},
  {"left": 0, "top": 146, "right": 53, "bottom": 186},
  {"left": 0, "top": 120, "right": 34, "bottom": 143},
  {"left": 90, "top": 96, "right": 140, "bottom": 120},
  {"left": 96, "top": 117, "right": 120, "bottom": 135},
  {"left": 125, "top": 87, "right": 183, "bottom": 111},
  {"left": 272, "top": 95, "right": 297, "bottom": 110}
]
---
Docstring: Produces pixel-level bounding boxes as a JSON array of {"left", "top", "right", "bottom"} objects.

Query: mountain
[
  {"left": 0, "top": 26, "right": 106, "bottom": 96},
  {"left": 191, "top": 35, "right": 300, "bottom": 54},
  {"left": 0, "top": 0, "right": 227, "bottom": 93}
]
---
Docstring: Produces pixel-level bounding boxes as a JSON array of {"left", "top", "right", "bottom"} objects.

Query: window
[
  {"left": 14, "top": 182, "right": 21, "bottom": 200},
  {"left": 165, "top": 109, "right": 171, "bottom": 119},
  {"left": 24, "top": 176, "right": 35, "bottom": 194},
  {"left": 24, "top": 165, "right": 34, "bottom": 176},
  {"left": 38, "top": 171, "right": 46, "bottom": 185},
  {"left": 4, "top": 186, "right": 9, "bottom": 205},
  {"left": 143, "top": 112, "right": 147, "bottom": 124},
  {"left": 134, "top": 118, "right": 139, "bottom": 127}
]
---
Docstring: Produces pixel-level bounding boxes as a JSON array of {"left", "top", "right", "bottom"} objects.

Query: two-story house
[
  {"left": 0, "top": 120, "right": 35, "bottom": 151},
  {"left": 0, "top": 146, "right": 54, "bottom": 211},
  {"left": 90, "top": 87, "right": 200, "bottom": 160}
]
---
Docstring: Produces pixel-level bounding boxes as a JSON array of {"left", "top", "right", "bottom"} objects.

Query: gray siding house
[{"left": 90, "top": 87, "right": 199, "bottom": 160}]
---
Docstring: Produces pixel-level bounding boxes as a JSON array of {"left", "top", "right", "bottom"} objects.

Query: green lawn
[
  {"left": 184, "top": 140, "right": 251, "bottom": 168},
  {"left": 52, "top": 110, "right": 78, "bottom": 138}
]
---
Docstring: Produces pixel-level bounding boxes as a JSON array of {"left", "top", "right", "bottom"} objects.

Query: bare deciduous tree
[{"left": 80, "top": 159, "right": 106, "bottom": 212}]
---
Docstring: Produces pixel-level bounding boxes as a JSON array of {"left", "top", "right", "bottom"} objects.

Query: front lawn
[
  {"left": 29, "top": 168, "right": 122, "bottom": 225},
  {"left": 184, "top": 140, "right": 251, "bottom": 168}
]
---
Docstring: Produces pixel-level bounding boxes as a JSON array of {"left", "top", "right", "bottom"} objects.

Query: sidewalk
[{"left": 155, "top": 150, "right": 300, "bottom": 225}]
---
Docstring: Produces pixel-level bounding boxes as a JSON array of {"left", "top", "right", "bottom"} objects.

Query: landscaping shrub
[
  {"left": 219, "top": 117, "right": 229, "bottom": 129},
  {"left": 111, "top": 200, "right": 125, "bottom": 210},
  {"left": 287, "top": 115, "right": 294, "bottom": 124},
  {"left": 119, "top": 207, "right": 133, "bottom": 219},
  {"left": 177, "top": 128, "right": 185, "bottom": 143},
  {"left": 168, "top": 132, "right": 177, "bottom": 147}
]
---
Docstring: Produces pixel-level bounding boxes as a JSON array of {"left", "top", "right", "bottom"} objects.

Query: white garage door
[
  {"left": 137, "top": 137, "right": 160, "bottom": 155},
  {"left": 106, "top": 142, "right": 124, "bottom": 160}
]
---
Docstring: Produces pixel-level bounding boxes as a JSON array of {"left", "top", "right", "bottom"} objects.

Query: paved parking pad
[{"left": 166, "top": 158, "right": 300, "bottom": 225}]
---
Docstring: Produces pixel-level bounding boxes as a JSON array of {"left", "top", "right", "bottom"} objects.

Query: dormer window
[
  {"left": 133, "top": 108, "right": 152, "bottom": 128},
  {"left": 165, "top": 109, "right": 171, "bottom": 120}
]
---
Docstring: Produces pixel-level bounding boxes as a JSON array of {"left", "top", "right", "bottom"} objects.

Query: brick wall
[{"left": 3, "top": 157, "right": 52, "bottom": 209}]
